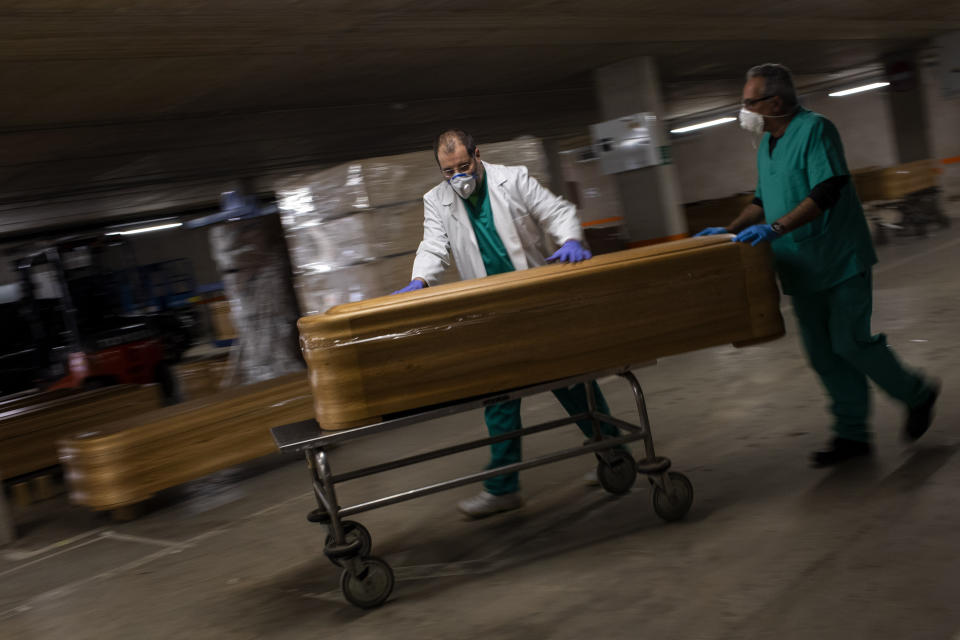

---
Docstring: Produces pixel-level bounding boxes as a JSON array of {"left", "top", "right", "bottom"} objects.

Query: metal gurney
[{"left": 271, "top": 365, "right": 693, "bottom": 609}]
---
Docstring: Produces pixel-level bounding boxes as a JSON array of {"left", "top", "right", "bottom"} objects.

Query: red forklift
[{"left": 1, "top": 234, "right": 194, "bottom": 399}]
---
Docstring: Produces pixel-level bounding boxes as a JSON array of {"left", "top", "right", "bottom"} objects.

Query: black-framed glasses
[
  {"left": 742, "top": 94, "right": 775, "bottom": 108},
  {"left": 440, "top": 156, "right": 475, "bottom": 179}
]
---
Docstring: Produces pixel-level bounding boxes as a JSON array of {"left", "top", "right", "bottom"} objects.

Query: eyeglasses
[
  {"left": 742, "top": 94, "right": 775, "bottom": 108},
  {"left": 440, "top": 156, "right": 475, "bottom": 179}
]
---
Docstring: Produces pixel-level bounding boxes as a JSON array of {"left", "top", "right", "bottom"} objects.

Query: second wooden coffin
[
  {"left": 0, "top": 385, "right": 162, "bottom": 480},
  {"left": 299, "top": 236, "right": 785, "bottom": 430},
  {"left": 58, "top": 372, "right": 313, "bottom": 511}
]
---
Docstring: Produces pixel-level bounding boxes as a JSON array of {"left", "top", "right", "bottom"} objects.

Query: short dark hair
[
  {"left": 433, "top": 129, "right": 476, "bottom": 165},
  {"left": 747, "top": 63, "right": 799, "bottom": 108}
]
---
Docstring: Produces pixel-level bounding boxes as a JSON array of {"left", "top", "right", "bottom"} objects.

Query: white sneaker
[
  {"left": 457, "top": 491, "right": 524, "bottom": 519},
  {"left": 584, "top": 469, "right": 601, "bottom": 487}
]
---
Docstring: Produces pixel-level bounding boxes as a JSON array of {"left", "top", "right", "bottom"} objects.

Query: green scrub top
[
  {"left": 755, "top": 108, "right": 877, "bottom": 295},
  {"left": 464, "top": 174, "right": 516, "bottom": 276}
]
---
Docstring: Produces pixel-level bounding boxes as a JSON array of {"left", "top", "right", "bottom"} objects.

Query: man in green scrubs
[
  {"left": 394, "top": 129, "right": 622, "bottom": 517},
  {"left": 696, "top": 64, "right": 939, "bottom": 466},
  {"left": 456, "top": 170, "right": 617, "bottom": 504}
]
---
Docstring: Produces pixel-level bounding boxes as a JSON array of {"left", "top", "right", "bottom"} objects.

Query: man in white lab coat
[{"left": 393, "top": 129, "right": 620, "bottom": 518}]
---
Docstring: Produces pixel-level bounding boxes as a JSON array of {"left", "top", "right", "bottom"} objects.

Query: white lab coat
[{"left": 411, "top": 161, "right": 584, "bottom": 285}]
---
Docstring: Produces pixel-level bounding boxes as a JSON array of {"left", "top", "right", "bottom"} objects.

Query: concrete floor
[{"left": 2, "top": 214, "right": 959, "bottom": 640}]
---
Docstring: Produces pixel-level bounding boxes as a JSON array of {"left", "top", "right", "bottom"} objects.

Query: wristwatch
[{"left": 771, "top": 221, "right": 787, "bottom": 235}]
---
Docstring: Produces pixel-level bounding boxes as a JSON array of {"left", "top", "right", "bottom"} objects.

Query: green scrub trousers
[
  {"left": 791, "top": 270, "right": 928, "bottom": 442},
  {"left": 754, "top": 109, "right": 929, "bottom": 442},
  {"left": 463, "top": 175, "right": 619, "bottom": 496},
  {"left": 484, "top": 382, "right": 617, "bottom": 495}
]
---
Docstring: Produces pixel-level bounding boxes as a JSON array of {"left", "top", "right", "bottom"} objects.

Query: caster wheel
[
  {"left": 340, "top": 556, "right": 394, "bottom": 609},
  {"left": 651, "top": 472, "right": 693, "bottom": 522},
  {"left": 325, "top": 521, "right": 372, "bottom": 567},
  {"left": 596, "top": 450, "right": 637, "bottom": 495},
  {"left": 307, "top": 508, "right": 330, "bottom": 523}
]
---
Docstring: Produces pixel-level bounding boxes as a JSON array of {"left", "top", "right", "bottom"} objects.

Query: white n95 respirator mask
[
  {"left": 738, "top": 108, "right": 765, "bottom": 135},
  {"left": 449, "top": 173, "right": 477, "bottom": 199}
]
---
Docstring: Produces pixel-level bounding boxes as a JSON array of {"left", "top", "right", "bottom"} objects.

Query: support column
[
  {"left": 594, "top": 57, "right": 687, "bottom": 245},
  {"left": 884, "top": 51, "right": 933, "bottom": 163}
]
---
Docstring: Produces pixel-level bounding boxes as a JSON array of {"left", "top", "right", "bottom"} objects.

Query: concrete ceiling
[{"left": 1, "top": 1, "right": 959, "bottom": 237}]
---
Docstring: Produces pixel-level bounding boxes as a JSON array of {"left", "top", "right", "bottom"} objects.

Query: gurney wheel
[
  {"left": 651, "top": 472, "right": 693, "bottom": 522},
  {"left": 340, "top": 557, "right": 394, "bottom": 609},
  {"left": 596, "top": 450, "right": 637, "bottom": 495},
  {"left": 325, "top": 521, "right": 372, "bottom": 567}
]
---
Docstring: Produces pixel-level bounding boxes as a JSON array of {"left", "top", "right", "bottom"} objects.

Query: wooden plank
[
  {"left": 0, "top": 389, "right": 76, "bottom": 413},
  {"left": 299, "top": 236, "right": 785, "bottom": 430},
  {"left": 58, "top": 373, "right": 313, "bottom": 511},
  {"left": 10, "top": 483, "right": 32, "bottom": 508},
  {"left": 0, "top": 471, "right": 13, "bottom": 544},
  {"left": 30, "top": 475, "right": 59, "bottom": 501}
]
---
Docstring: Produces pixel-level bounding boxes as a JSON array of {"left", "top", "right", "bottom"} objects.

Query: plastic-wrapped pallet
[{"left": 275, "top": 137, "right": 549, "bottom": 315}]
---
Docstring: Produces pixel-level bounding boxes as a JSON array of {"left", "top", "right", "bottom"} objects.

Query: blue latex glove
[
  {"left": 392, "top": 279, "right": 426, "bottom": 295},
  {"left": 734, "top": 224, "right": 779, "bottom": 246},
  {"left": 546, "top": 239, "right": 592, "bottom": 264},
  {"left": 694, "top": 227, "right": 728, "bottom": 237}
]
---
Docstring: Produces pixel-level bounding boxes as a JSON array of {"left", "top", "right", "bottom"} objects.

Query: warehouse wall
[
  {"left": 923, "top": 57, "right": 960, "bottom": 201},
  {"left": 671, "top": 54, "right": 960, "bottom": 207},
  {"left": 671, "top": 86, "right": 899, "bottom": 204}
]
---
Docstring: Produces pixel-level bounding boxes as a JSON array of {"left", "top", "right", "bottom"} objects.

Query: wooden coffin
[
  {"left": 0, "top": 385, "right": 161, "bottom": 481},
  {"left": 852, "top": 159, "right": 938, "bottom": 202},
  {"left": 58, "top": 372, "right": 313, "bottom": 511},
  {"left": 299, "top": 236, "right": 785, "bottom": 430},
  {"left": 173, "top": 355, "right": 230, "bottom": 401}
]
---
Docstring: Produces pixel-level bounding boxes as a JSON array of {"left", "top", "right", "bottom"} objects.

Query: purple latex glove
[
  {"left": 694, "top": 227, "right": 728, "bottom": 237},
  {"left": 546, "top": 239, "right": 592, "bottom": 264},
  {"left": 392, "top": 279, "right": 426, "bottom": 295},
  {"left": 734, "top": 224, "right": 779, "bottom": 246}
]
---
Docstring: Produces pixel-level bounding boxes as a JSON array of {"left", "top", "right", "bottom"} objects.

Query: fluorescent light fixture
[
  {"left": 106, "top": 222, "right": 183, "bottom": 236},
  {"left": 828, "top": 82, "right": 890, "bottom": 97},
  {"left": 670, "top": 117, "right": 737, "bottom": 134}
]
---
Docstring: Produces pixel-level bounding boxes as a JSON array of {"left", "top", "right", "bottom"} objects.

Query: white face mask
[
  {"left": 449, "top": 173, "right": 477, "bottom": 199},
  {"left": 738, "top": 108, "right": 765, "bottom": 135}
]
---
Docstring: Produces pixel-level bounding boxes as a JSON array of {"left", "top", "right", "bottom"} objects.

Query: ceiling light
[
  {"left": 106, "top": 222, "right": 183, "bottom": 236},
  {"left": 670, "top": 117, "right": 737, "bottom": 134},
  {"left": 828, "top": 82, "right": 890, "bottom": 97}
]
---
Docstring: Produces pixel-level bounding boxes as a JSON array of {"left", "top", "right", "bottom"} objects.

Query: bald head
[{"left": 433, "top": 129, "right": 476, "bottom": 165}]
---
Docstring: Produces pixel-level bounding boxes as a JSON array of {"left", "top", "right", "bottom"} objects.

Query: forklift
[{"left": 0, "top": 233, "right": 195, "bottom": 399}]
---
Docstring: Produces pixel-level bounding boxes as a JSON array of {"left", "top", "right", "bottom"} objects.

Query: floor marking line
[
  {"left": 1, "top": 528, "right": 106, "bottom": 562},
  {"left": 0, "top": 537, "right": 104, "bottom": 579},
  {"left": 0, "top": 492, "right": 315, "bottom": 620},
  {"left": 99, "top": 531, "right": 193, "bottom": 549},
  {"left": 874, "top": 234, "right": 960, "bottom": 275},
  {"left": 0, "top": 543, "right": 184, "bottom": 621}
]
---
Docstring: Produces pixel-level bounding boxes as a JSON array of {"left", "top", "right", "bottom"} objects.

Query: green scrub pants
[
  {"left": 484, "top": 381, "right": 620, "bottom": 495},
  {"left": 791, "top": 270, "right": 929, "bottom": 442}
]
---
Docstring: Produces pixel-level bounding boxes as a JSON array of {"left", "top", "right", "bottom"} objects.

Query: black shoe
[
  {"left": 905, "top": 382, "right": 940, "bottom": 442},
  {"left": 810, "top": 438, "right": 873, "bottom": 468}
]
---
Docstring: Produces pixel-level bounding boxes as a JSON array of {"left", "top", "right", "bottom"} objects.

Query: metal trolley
[{"left": 271, "top": 366, "right": 693, "bottom": 609}]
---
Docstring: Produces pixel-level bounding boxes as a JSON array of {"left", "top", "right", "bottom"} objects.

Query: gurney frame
[{"left": 271, "top": 365, "right": 693, "bottom": 609}]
